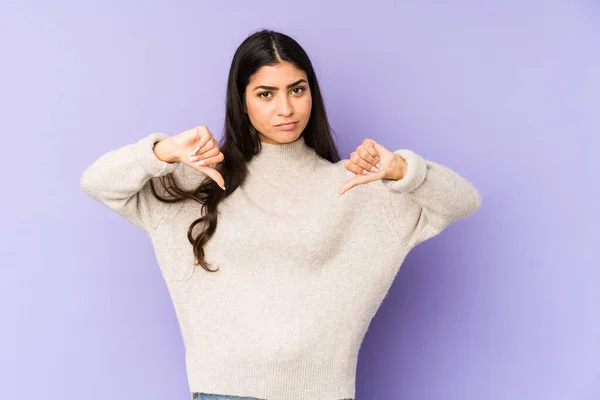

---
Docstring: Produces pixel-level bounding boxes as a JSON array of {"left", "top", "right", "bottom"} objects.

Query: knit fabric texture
[{"left": 80, "top": 132, "right": 482, "bottom": 400}]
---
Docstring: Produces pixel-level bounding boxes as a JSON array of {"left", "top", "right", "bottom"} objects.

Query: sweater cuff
[
  {"left": 133, "top": 132, "right": 180, "bottom": 177},
  {"left": 381, "top": 149, "right": 427, "bottom": 193}
]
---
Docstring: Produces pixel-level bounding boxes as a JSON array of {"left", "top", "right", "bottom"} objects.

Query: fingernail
[
  {"left": 375, "top": 156, "right": 380, "bottom": 161},
  {"left": 363, "top": 170, "right": 369, "bottom": 175},
  {"left": 370, "top": 166, "right": 379, "bottom": 173},
  {"left": 197, "top": 160, "right": 206, "bottom": 166},
  {"left": 376, "top": 163, "right": 382, "bottom": 169},
  {"left": 190, "top": 155, "right": 198, "bottom": 162}
]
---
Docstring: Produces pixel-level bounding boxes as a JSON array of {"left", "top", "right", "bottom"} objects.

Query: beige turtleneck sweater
[{"left": 80, "top": 132, "right": 482, "bottom": 400}]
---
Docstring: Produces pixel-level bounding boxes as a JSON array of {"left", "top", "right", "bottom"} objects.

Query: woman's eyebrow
[{"left": 253, "top": 79, "right": 307, "bottom": 91}]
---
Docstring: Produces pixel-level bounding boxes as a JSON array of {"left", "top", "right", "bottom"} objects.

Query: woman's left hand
[{"left": 338, "top": 138, "right": 408, "bottom": 195}]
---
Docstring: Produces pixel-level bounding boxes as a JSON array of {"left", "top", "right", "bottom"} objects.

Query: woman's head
[
  {"left": 152, "top": 29, "right": 341, "bottom": 273},
  {"left": 244, "top": 61, "right": 312, "bottom": 145},
  {"left": 225, "top": 29, "right": 337, "bottom": 155}
]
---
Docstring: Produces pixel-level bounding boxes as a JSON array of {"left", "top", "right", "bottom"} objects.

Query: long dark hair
[{"left": 151, "top": 29, "right": 341, "bottom": 273}]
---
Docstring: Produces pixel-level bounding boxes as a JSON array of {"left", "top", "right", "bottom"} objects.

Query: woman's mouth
[{"left": 275, "top": 121, "right": 298, "bottom": 130}]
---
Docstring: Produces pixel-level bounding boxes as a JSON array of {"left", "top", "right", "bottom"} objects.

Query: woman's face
[{"left": 244, "top": 61, "right": 312, "bottom": 145}]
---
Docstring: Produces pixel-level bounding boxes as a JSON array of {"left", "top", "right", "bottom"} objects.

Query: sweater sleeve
[
  {"left": 380, "top": 149, "right": 482, "bottom": 248},
  {"left": 80, "top": 132, "right": 182, "bottom": 233}
]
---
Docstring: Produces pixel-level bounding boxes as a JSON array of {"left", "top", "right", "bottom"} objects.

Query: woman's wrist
[
  {"left": 385, "top": 154, "right": 408, "bottom": 181},
  {"left": 153, "top": 138, "right": 179, "bottom": 163}
]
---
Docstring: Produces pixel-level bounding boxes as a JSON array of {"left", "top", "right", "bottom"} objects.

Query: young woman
[{"left": 81, "top": 29, "right": 481, "bottom": 400}]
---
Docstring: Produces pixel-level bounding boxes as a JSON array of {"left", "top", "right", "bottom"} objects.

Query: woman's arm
[
  {"left": 80, "top": 132, "right": 182, "bottom": 233},
  {"left": 380, "top": 149, "right": 482, "bottom": 248}
]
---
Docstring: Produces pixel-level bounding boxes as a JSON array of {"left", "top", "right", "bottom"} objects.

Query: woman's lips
[{"left": 275, "top": 122, "right": 298, "bottom": 130}]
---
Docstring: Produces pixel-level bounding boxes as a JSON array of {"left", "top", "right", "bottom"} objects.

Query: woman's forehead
[{"left": 249, "top": 62, "right": 307, "bottom": 86}]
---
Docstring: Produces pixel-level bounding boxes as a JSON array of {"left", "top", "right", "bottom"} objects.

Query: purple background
[{"left": 1, "top": 1, "right": 598, "bottom": 399}]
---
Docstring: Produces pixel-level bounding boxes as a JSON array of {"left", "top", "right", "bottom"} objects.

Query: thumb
[
  {"left": 195, "top": 164, "right": 226, "bottom": 190},
  {"left": 338, "top": 173, "right": 370, "bottom": 196}
]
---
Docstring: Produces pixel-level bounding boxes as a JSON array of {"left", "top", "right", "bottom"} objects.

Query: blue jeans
[
  {"left": 193, "top": 393, "right": 353, "bottom": 400},
  {"left": 193, "top": 394, "right": 262, "bottom": 400}
]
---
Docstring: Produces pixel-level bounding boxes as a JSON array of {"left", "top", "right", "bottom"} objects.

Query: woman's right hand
[{"left": 168, "top": 125, "right": 226, "bottom": 190}]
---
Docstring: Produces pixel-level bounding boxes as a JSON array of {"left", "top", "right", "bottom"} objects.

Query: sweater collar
[{"left": 246, "top": 134, "right": 316, "bottom": 176}]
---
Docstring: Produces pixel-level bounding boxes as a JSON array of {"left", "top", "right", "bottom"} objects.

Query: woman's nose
[{"left": 277, "top": 97, "right": 294, "bottom": 115}]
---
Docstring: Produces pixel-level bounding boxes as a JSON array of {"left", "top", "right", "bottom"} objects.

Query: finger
[
  {"left": 338, "top": 174, "right": 369, "bottom": 195},
  {"left": 196, "top": 137, "right": 218, "bottom": 156},
  {"left": 363, "top": 139, "right": 380, "bottom": 160},
  {"left": 189, "top": 146, "right": 220, "bottom": 164},
  {"left": 190, "top": 128, "right": 213, "bottom": 154},
  {"left": 193, "top": 151, "right": 224, "bottom": 167},
  {"left": 360, "top": 139, "right": 381, "bottom": 164},
  {"left": 345, "top": 159, "right": 367, "bottom": 176},
  {"left": 349, "top": 152, "right": 373, "bottom": 173},
  {"left": 348, "top": 153, "right": 379, "bottom": 175}
]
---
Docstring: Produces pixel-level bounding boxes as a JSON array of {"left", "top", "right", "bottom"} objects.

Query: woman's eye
[
  {"left": 257, "top": 86, "right": 306, "bottom": 99},
  {"left": 292, "top": 86, "right": 306, "bottom": 94}
]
